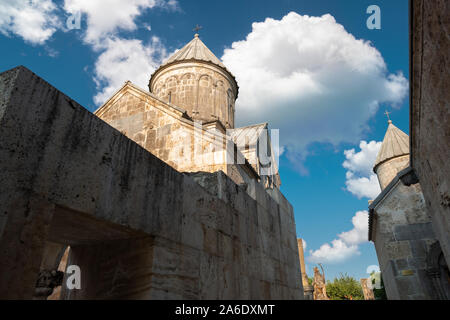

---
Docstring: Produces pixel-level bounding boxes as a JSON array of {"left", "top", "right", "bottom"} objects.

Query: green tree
[{"left": 326, "top": 273, "right": 364, "bottom": 300}]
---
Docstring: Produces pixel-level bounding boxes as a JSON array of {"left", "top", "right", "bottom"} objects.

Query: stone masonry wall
[
  {"left": 372, "top": 180, "right": 438, "bottom": 299},
  {"left": 150, "top": 62, "right": 236, "bottom": 128},
  {"left": 0, "top": 66, "right": 303, "bottom": 299},
  {"left": 375, "top": 155, "right": 409, "bottom": 191},
  {"left": 410, "top": 0, "right": 450, "bottom": 264},
  {"left": 95, "top": 84, "right": 255, "bottom": 189}
]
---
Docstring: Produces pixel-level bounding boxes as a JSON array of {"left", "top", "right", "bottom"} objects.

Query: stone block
[
  {"left": 181, "top": 215, "right": 204, "bottom": 251},
  {"left": 394, "top": 223, "right": 435, "bottom": 241},
  {"left": 396, "top": 276, "right": 419, "bottom": 298},
  {"left": 386, "top": 241, "right": 412, "bottom": 260}
]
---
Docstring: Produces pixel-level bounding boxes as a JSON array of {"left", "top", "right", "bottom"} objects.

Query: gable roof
[
  {"left": 373, "top": 121, "right": 410, "bottom": 171},
  {"left": 94, "top": 81, "right": 188, "bottom": 119},
  {"left": 229, "top": 123, "right": 281, "bottom": 187},
  {"left": 228, "top": 123, "right": 269, "bottom": 147}
]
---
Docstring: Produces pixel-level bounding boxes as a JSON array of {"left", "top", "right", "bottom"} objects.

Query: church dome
[
  {"left": 149, "top": 34, "right": 239, "bottom": 128},
  {"left": 373, "top": 120, "right": 410, "bottom": 190}
]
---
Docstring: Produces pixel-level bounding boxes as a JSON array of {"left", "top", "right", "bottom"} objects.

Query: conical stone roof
[
  {"left": 161, "top": 34, "right": 226, "bottom": 69},
  {"left": 373, "top": 121, "right": 410, "bottom": 171}
]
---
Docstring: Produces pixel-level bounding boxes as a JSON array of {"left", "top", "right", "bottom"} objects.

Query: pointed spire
[
  {"left": 161, "top": 34, "right": 226, "bottom": 69},
  {"left": 373, "top": 121, "right": 410, "bottom": 171}
]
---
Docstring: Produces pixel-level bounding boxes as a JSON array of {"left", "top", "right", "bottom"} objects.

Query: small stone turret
[
  {"left": 373, "top": 120, "right": 410, "bottom": 190},
  {"left": 149, "top": 34, "right": 239, "bottom": 128}
]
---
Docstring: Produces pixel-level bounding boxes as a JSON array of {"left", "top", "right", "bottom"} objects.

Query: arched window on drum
[
  {"left": 215, "top": 81, "right": 226, "bottom": 124},
  {"left": 166, "top": 77, "right": 177, "bottom": 104},
  {"left": 227, "top": 89, "right": 234, "bottom": 128},
  {"left": 180, "top": 73, "right": 195, "bottom": 113}
]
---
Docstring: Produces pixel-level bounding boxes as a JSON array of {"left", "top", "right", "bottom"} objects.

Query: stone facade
[
  {"left": 95, "top": 82, "right": 275, "bottom": 192},
  {"left": 368, "top": 0, "right": 450, "bottom": 300},
  {"left": 410, "top": 0, "right": 450, "bottom": 268},
  {"left": 95, "top": 34, "right": 281, "bottom": 192},
  {"left": 369, "top": 113, "right": 450, "bottom": 299},
  {"left": 369, "top": 174, "right": 440, "bottom": 299}
]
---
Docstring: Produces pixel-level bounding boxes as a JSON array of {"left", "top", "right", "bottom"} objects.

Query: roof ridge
[{"left": 234, "top": 122, "right": 269, "bottom": 130}]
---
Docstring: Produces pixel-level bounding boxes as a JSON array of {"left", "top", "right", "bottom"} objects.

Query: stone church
[
  {"left": 369, "top": 0, "right": 450, "bottom": 300},
  {"left": 95, "top": 33, "right": 280, "bottom": 190},
  {"left": 369, "top": 120, "right": 447, "bottom": 299},
  {"left": 0, "top": 33, "right": 303, "bottom": 299}
]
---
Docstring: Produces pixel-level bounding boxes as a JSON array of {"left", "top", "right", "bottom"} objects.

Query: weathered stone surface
[
  {"left": 296, "top": 239, "right": 313, "bottom": 300},
  {"left": 360, "top": 278, "right": 375, "bottom": 300},
  {"left": 410, "top": 0, "right": 450, "bottom": 267},
  {"left": 95, "top": 82, "right": 274, "bottom": 191},
  {"left": 375, "top": 155, "right": 409, "bottom": 191},
  {"left": 371, "top": 179, "right": 439, "bottom": 300},
  {"left": 149, "top": 35, "right": 238, "bottom": 128},
  {"left": 394, "top": 223, "right": 435, "bottom": 241},
  {"left": 0, "top": 66, "right": 303, "bottom": 300}
]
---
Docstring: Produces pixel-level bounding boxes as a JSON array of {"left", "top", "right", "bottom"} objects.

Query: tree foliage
[{"left": 326, "top": 273, "right": 364, "bottom": 300}]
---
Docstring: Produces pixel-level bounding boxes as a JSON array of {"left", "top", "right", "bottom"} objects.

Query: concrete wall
[
  {"left": 0, "top": 66, "right": 303, "bottom": 300},
  {"left": 371, "top": 180, "right": 438, "bottom": 299},
  {"left": 410, "top": 0, "right": 450, "bottom": 265}
]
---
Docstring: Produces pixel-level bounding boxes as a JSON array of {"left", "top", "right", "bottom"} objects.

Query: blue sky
[{"left": 0, "top": 0, "right": 410, "bottom": 281}]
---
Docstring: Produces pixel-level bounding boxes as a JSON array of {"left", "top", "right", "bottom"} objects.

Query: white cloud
[
  {"left": 338, "top": 211, "right": 369, "bottom": 245},
  {"left": 309, "top": 239, "right": 359, "bottom": 264},
  {"left": 343, "top": 140, "right": 382, "bottom": 199},
  {"left": 163, "top": 0, "right": 180, "bottom": 11},
  {"left": 345, "top": 173, "right": 381, "bottom": 200},
  {"left": 61, "top": 0, "right": 178, "bottom": 105},
  {"left": 308, "top": 211, "right": 369, "bottom": 264},
  {"left": 0, "top": 0, "right": 60, "bottom": 44},
  {"left": 302, "top": 239, "right": 307, "bottom": 250},
  {"left": 343, "top": 140, "right": 381, "bottom": 176},
  {"left": 222, "top": 12, "right": 408, "bottom": 172},
  {"left": 64, "top": 0, "right": 177, "bottom": 47},
  {"left": 93, "top": 36, "right": 168, "bottom": 105}
]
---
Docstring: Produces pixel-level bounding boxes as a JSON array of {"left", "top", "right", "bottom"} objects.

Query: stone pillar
[
  {"left": 297, "top": 239, "right": 314, "bottom": 299},
  {"left": 297, "top": 239, "right": 308, "bottom": 286},
  {"left": 360, "top": 278, "right": 375, "bottom": 300}
]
